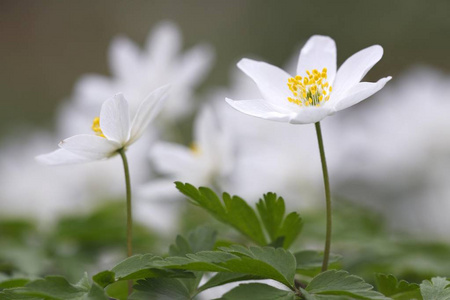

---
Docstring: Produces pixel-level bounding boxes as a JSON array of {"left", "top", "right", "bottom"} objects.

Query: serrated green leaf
[
  {"left": 294, "top": 250, "right": 342, "bottom": 277},
  {"left": 197, "top": 273, "right": 258, "bottom": 293},
  {"left": 256, "top": 193, "right": 285, "bottom": 240},
  {"left": 278, "top": 212, "right": 303, "bottom": 249},
  {"left": 0, "top": 278, "right": 30, "bottom": 290},
  {"left": 220, "top": 245, "right": 297, "bottom": 287},
  {"left": 0, "top": 275, "right": 109, "bottom": 300},
  {"left": 420, "top": 277, "right": 450, "bottom": 300},
  {"left": 216, "top": 283, "right": 296, "bottom": 300},
  {"left": 110, "top": 254, "right": 194, "bottom": 281},
  {"left": 375, "top": 274, "right": 421, "bottom": 300},
  {"left": 306, "top": 270, "right": 390, "bottom": 300},
  {"left": 256, "top": 193, "right": 303, "bottom": 249},
  {"left": 92, "top": 271, "right": 115, "bottom": 289},
  {"left": 129, "top": 278, "right": 191, "bottom": 300},
  {"left": 175, "top": 183, "right": 267, "bottom": 245}
]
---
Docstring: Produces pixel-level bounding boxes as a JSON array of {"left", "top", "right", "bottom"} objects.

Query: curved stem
[
  {"left": 118, "top": 148, "right": 133, "bottom": 294},
  {"left": 314, "top": 122, "right": 332, "bottom": 272}
]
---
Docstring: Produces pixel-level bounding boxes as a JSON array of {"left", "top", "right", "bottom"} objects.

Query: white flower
[
  {"left": 73, "top": 21, "right": 213, "bottom": 121},
  {"left": 144, "top": 103, "right": 234, "bottom": 191},
  {"left": 36, "top": 86, "right": 169, "bottom": 165},
  {"left": 226, "top": 35, "right": 392, "bottom": 124}
]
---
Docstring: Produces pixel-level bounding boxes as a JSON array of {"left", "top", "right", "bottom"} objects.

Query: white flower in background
[
  {"left": 143, "top": 103, "right": 234, "bottom": 194},
  {"left": 73, "top": 21, "right": 214, "bottom": 122},
  {"left": 226, "top": 35, "right": 391, "bottom": 124},
  {"left": 36, "top": 86, "right": 168, "bottom": 165},
  {"left": 135, "top": 103, "right": 234, "bottom": 232},
  {"left": 0, "top": 132, "right": 87, "bottom": 225},
  {"left": 331, "top": 66, "right": 450, "bottom": 239}
]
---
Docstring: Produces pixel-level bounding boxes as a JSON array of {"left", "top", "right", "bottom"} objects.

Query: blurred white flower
[
  {"left": 73, "top": 21, "right": 214, "bottom": 122},
  {"left": 37, "top": 86, "right": 168, "bottom": 165},
  {"left": 226, "top": 35, "right": 391, "bottom": 124},
  {"left": 140, "top": 103, "right": 234, "bottom": 197}
]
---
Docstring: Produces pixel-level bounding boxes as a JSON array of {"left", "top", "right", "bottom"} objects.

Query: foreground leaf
[
  {"left": 257, "top": 193, "right": 303, "bottom": 248},
  {"left": 420, "top": 277, "right": 450, "bottom": 300},
  {"left": 130, "top": 278, "right": 191, "bottom": 300},
  {"left": 0, "top": 275, "right": 108, "bottom": 300},
  {"left": 294, "top": 250, "right": 342, "bottom": 277},
  {"left": 304, "top": 270, "right": 390, "bottom": 299},
  {"left": 176, "top": 182, "right": 267, "bottom": 245},
  {"left": 217, "top": 283, "right": 296, "bottom": 300},
  {"left": 375, "top": 274, "right": 421, "bottom": 300}
]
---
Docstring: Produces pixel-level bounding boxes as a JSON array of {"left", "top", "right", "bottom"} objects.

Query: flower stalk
[
  {"left": 314, "top": 122, "right": 332, "bottom": 272},
  {"left": 118, "top": 148, "right": 133, "bottom": 258}
]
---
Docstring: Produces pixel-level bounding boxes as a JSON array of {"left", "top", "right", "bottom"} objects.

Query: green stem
[
  {"left": 118, "top": 148, "right": 133, "bottom": 294},
  {"left": 314, "top": 122, "right": 332, "bottom": 272}
]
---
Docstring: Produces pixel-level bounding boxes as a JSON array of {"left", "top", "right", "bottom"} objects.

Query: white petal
[
  {"left": 108, "top": 36, "right": 141, "bottom": 79},
  {"left": 74, "top": 74, "right": 115, "bottom": 107},
  {"left": 334, "top": 76, "right": 392, "bottom": 111},
  {"left": 225, "top": 98, "right": 293, "bottom": 123},
  {"left": 194, "top": 105, "right": 218, "bottom": 158},
  {"left": 100, "top": 94, "right": 130, "bottom": 144},
  {"left": 237, "top": 58, "right": 292, "bottom": 107},
  {"left": 176, "top": 44, "right": 214, "bottom": 87},
  {"left": 129, "top": 85, "right": 170, "bottom": 145},
  {"left": 333, "top": 45, "right": 384, "bottom": 98},
  {"left": 149, "top": 142, "right": 196, "bottom": 176},
  {"left": 297, "top": 35, "right": 337, "bottom": 83},
  {"left": 59, "top": 134, "right": 120, "bottom": 160},
  {"left": 145, "top": 21, "right": 181, "bottom": 68},
  {"left": 289, "top": 107, "right": 334, "bottom": 124},
  {"left": 35, "top": 149, "right": 94, "bottom": 165}
]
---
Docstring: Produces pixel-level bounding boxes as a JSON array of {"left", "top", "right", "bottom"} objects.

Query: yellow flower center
[
  {"left": 190, "top": 142, "right": 201, "bottom": 155},
  {"left": 287, "top": 68, "right": 332, "bottom": 107},
  {"left": 91, "top": 117, "right": 105, "bottom": 137}
]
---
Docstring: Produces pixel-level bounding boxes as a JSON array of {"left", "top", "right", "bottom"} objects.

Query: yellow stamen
[{"left": 92, "top": 117, "right": 105, "bottom": 137}]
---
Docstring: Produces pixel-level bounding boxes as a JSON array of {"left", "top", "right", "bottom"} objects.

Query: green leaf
[
  {"left": 294, "top": 250, "right": 342, "bottom": 277},
  {"left": 175, "top": 182, "right": 267, "bottom": 245},
  {"left": 217, "top": 283, "right": 296, "bottom": 300},
  {"left": 305, "top": 270, "right": 390, "bottom": 300},
  {"left": 151, "top": 245, "right": 296, "bottom": 289},
  {"left": 256, "top": 193, "right": 285, "bottom": 240},
  {"left": 375, "top": 274, "right": 421, "bottom": 300},
  {"left": 0, "top": 275, "right": 109, "bottom": 300},
  {"left": 257, "top": 193, "right": 303, "bottom": 248},
  {"left": 220, "top": 245, "right": 297, "bottom": 288},
  {"left": 111, "top": 254, "right": 194, "bottom": 281},
  {"left": 92, "top": 271, "right": 115, "bottom": 289},
  {"left": 420, "top": 277, "right": 450, "bottom": 300},
  {"left": 0, "top": 278, "right": 30, "bottom": 290},
  {"left": 169, "top": 226, "right": 218, "bottom": 256},
  {"left": 130, "top": 278, "right": 191, "bottom": 300},
  {"left": 197, "top": 273, "right": 258, "bottom": 293}
]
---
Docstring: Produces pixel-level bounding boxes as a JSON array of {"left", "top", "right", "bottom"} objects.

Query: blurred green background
[{"left": 1, "top": 0, "right": 449, "bottom": 137}]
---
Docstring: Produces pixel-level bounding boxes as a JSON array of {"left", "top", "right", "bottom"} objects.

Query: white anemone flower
[
  {"left": 226, "top": 35, "right": 392, "bottom": 124},
  {"left": 74, "top": 21, "right": 213, "bottom": 121},
  {"left": 36, "top": 86, "right": 169, "bottom": 165}
]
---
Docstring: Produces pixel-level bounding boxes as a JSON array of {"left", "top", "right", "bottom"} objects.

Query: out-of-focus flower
[
  {"left": 141, "top": 103, "right": 234, "bottom": 198},
  {"left": 226, "top": 35, "right": 391, "bottom": 124},
  {"left": 73, "top": 21, "right": 214, "bottom": 122},
  {"left": 36, "top": 86, "right": 168, "bottom": 165}
]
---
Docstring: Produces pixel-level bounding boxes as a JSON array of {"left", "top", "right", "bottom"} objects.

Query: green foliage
[
  {"left": 257, "top": 193, "right": 303, "bottom": 248},
  {"left": 420, "top": 277, "right": 450, "bottom": 300},
  {"left": 375, "top": 274, "right": 421, "bottom": 300},
  {"left": 130, "top": 278, "right": 192, "bottom": 300},
  {"left": 217, "top": 283, "right": 297, "bottom": 300},
  {"left": 175, "top": 183, "right": 303, "bottom": 249},
  {"left": 0, "top": 274, "right": 108, "bottom": 300},
  {"left": 302, "top": 270, "right": 390, "bottom": 300},
  {"left": 175, "top": 182, "right": 267, "bottom": 245},
  {"left": 294, "top": 250, "right": 342, "bottom": 277}
]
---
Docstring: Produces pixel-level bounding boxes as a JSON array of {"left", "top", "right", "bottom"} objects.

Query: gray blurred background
[{"left": 1, "top": 0, "right": 449, "bottom": 137}]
